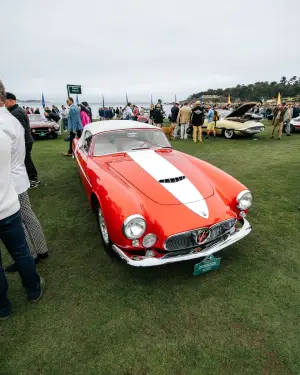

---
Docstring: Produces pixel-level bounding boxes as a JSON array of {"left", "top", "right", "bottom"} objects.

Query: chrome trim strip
[
  {"left": 112, "top": 218, "right": 251, "bottom": 267},
  {"left": 74, "top": 148, "right": 92, "bottom": 187},
  {"left": 163, "top": 218, "right": 237, "bottom": 250}
]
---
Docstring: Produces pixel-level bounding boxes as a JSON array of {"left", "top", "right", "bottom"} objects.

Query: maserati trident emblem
[{"left": 195, "top": 228, "right": 210, "bottom": 245}]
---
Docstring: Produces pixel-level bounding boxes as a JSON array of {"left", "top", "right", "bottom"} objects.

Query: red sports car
[{"left": 73, "top": 121, "right": 252, "bottom": 268}]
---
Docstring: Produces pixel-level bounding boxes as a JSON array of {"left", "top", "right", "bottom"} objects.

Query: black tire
[
  {"left": 223, "top": 129, "right": 236, "bottom": 139},
  {"left": 52, "top": 133, "right": 58, "bottom": 139},
  {"left": 94, "top": 201, "right": 115, "bottom": 256},
  {"left": 290, "top": 125, "right": 295, "bottom": 134}
]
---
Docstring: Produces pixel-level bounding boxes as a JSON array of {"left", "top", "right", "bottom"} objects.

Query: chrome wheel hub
[{"left": 98, "top": 208, "right": 109, "bottom": 244}]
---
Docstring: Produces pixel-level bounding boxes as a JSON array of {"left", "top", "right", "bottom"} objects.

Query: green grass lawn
[{"left": 1, "top": 123, "right": 300, "bottom": 375}]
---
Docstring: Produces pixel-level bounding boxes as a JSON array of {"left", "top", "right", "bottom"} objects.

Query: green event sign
[
  {"left": 67, "top": 85, "right": 82, "bottom": 94},
  {"left": 193, "top": 255, "right": 221, "bottom": 276}
]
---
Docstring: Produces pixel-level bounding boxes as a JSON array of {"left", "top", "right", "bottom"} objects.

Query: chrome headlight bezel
[
  {"left": 237, "top": 190, "right": 253, "bottom": 210},
  {"left": 142, "top": 233, "right": 157, "bottom": 248},
  {"left": 123, "top": 214, "right": 146, "bottom": 239}
]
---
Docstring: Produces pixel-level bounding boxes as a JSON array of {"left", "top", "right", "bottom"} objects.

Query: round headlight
[
  {"left": 237, "top": 190, "right": 253, "bottom": 210},
  {"left": 54, "top": 124, "right": 59, "bottom": 130},
  {"left": 123, "top": 215, "right": 146, "bottom": 239},
  {"left": 142, "top": 233, "right": 157, "bottom": 248}
]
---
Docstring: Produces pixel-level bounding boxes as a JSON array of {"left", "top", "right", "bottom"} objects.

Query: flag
[
  {"left": 228, "top": 94, "right": 231, "bottom": 104},
  {"left": 277, "top": 92, "right": 281, "bottom": 105},
  {"left": 76, "top": 94, "right": 79, "bottom": 105},
  {"left": 126, "top": 93, "right": 129, "bottom": 105},
  {"left": 42, "top": 93, "right": 45, "bottom": 108},
  {"left": 175, "top": 93, "right": 177, "bottom": 103},
  {"left": 102, "top": 94, "right": 105, "bottom": 107},
  {"left": 150, "top": 94, "right": 153, "bottom": 106},
  {"left": 200, "top": 95, "right": 203, "bottom": 105}
]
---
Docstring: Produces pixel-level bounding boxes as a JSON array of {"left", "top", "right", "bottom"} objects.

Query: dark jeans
[
  {"left": 68, "top": 130, "right": 82, "bottom": 154},
  {"left": 62, "top": 118, "right": 68, "bottom": 130},
  {"left": 0, "top": 211, "right": 41, "bottom": 315},
  {"left": 25, "top": 142, "right": 38, "bottom": 181}
]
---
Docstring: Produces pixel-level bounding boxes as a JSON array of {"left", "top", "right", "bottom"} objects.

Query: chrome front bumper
[{"left": 112, "top": 218, "right": 252, "bottom": 267}]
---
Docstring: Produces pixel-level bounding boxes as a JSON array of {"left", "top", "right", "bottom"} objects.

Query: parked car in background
[
  {"left": 283, "top": 116, "right": 300, "bottom": 134},
  {"left": 73, "top": 120, "right": 252, "bottom": 269},
  {"left": 203, "top": 102, "right": 265, "bottom": 139},
  {"left": 28, "top": 114, "right": 60, "bottom": 139}
]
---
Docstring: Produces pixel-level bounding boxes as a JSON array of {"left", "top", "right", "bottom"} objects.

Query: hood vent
[{"left": 159, "top": 176, "right": 186, "bottom": 184}]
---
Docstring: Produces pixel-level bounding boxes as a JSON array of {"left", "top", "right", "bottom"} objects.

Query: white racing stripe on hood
[{"left": 127, "top": 150, "right": 209, "bottom": 219}]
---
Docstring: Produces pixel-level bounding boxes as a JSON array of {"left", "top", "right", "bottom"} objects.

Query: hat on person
[
  {"left": 5, "top": 92, "right": 16, "bottom": 101},
  {"left": 195, "top": 100, "right": 201, "bottom": 105}
]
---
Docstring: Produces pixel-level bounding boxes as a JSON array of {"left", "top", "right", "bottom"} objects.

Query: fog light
[
  {"left": 132, "top": 240, "right": 140, "bottom": 247},
  {"left": 142, "top": 234, "right": 157, "bottom": 248},
  {"left": 145, "top": 250, "right": 155, "bottom": 258}
]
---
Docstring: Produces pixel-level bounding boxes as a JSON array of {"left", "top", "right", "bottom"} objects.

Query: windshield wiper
[{"left": 156, "top": 145, "right": 172, "bottom": 149}]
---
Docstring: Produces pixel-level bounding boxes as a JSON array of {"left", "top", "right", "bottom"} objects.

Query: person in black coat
[
  {"left": 171, "top": 102, "right": 179, "bottom": 124},
  {"left": 170, "top": 102, "right": 180, "bottom": 137},
  {"left": 191, "top": 101, "right": 206, "bottom": 143},
  {"left": 152, "top": 104, "right": 164, "bottom": 128},
  {"left": 5, "top": 92, "right": 40, "bottom": 188}
]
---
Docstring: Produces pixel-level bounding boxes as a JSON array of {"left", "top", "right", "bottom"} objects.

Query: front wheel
[
  {"left": 96, "top": 203, "right": 117, "bottom": 258},
  {"left": 223, "top": 129, "right": 236, "bottom": 139}
]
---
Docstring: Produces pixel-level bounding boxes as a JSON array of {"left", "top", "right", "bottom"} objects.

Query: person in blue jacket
[{"left": 64, "top": 97, "right": 83, "bottom": 156}]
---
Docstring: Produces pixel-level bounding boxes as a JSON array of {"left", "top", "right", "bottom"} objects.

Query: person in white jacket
[
  {"left": 0, "top": 128, "right": 45, "bottom": 320},
  {"left": 0, "top": 80, "right": 48, "bottom": 273}
]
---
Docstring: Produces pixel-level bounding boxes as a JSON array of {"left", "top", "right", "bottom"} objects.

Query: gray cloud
[{"left": 1, "top": 0, "right": 300, "bottom": 102}]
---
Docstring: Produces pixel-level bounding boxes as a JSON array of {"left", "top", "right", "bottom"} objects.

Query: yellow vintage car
[{"left": 203, "top": 102, "right": 265, "bottom": 139}]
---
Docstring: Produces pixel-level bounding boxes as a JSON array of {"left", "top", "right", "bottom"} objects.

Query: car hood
[
  {"left": 107, "top": 149, "right": 215, "bottom": 218},
  {"left": 226, "top": 102, "right": 257, "bottom": 118}
]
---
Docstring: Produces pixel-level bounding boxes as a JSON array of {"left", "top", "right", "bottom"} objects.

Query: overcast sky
[{"left": 1, "top": 0, "right": 300, "bottom": 103}]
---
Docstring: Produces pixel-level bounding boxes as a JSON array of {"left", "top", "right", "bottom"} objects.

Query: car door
[{"left": 76, "top": 131, "right": 93, "bottom": 194}]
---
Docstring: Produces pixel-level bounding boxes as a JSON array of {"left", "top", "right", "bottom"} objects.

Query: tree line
[{"left": 188, "top": 76, "right": 300, "bottom": 102}]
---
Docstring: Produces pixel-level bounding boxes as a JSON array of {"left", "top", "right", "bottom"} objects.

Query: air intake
[{"left": 159, "top": 176, "right": 186, "bottom": 183}]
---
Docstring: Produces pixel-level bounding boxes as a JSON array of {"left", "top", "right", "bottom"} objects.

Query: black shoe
[
  {"left": 0, "top": 309, "right": 11, "bottom": 321},
  {"left": 5, "top": 258, "right": 39, "bottom": 273},
  {"left": 214, "top": 137, "right": 216, "bottom": 140},
  {"left": 287, "top": 134, "right": 292, "bottom": 136},
  {"left": 38, "top": 252, "right": 48, "bottom": 260},
  {"left": 29, "top": 181, "right": 39, "bottom": 189},
  {"left": 205, "top": 136, "right": 209, "bottom": 140},
  {"left": 29, "top": 277, "right": 46, "bottom": 303}
]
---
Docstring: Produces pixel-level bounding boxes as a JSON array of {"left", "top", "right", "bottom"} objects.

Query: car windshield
[
  {"left": 93, "top": 128, "right": 171, "bottom": 156},
  {"left": 218, "top": 109, "right": 232, "bottom": 119},
  {"left": 28, "top": 114, "right": 46, "bottom": 122}
]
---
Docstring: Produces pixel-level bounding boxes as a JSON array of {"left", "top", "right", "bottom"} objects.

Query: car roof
[{"left": 84, "top": 120, "right": 157, "bottom": 136}]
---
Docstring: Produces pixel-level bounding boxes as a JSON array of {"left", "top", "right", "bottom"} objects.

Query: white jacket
[
  {"left": 0, "top": 130, "right": 20, "bottom": 220},
  {"left": 0, "top": 107, "right": 30, "bottom": 195}
]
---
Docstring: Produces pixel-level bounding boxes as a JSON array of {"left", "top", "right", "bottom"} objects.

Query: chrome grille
[{"left": 164, "top": 219, "right": 236, "bottom": 252}]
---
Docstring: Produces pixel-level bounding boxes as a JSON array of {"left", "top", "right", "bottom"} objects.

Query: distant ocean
[{"left": 18, "top": 101, "right": 173, "bottom": 118}]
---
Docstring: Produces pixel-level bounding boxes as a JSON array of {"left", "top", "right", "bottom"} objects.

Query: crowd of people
[{"left": 0, "top": 80, "right": 48, "bottom": 320}]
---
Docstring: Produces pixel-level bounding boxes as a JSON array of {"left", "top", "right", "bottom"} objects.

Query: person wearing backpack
[{"left": 206, "top": 104, "right": 218, "bottom": 140}]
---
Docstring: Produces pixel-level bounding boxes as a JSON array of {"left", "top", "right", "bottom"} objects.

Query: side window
[{"left": 82, "top": 131, "right": 92, "bottom": 154}]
